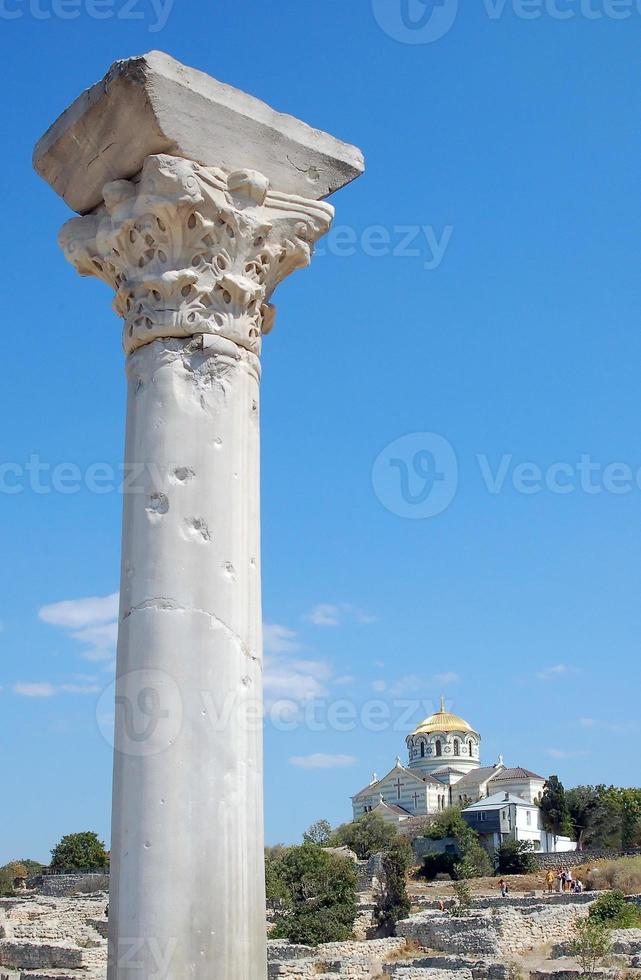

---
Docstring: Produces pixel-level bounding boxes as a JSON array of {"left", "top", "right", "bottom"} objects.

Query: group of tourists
[{"left": 545, "top": 867, "right": 584, "bottom": 894}]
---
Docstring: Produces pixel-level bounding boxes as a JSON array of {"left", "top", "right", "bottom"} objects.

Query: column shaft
[{"left": 108, "top": 335, "right": 265, "bottom": 979}]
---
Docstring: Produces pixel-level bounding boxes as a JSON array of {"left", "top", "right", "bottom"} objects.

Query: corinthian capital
[{"left": 59, "top": 154, "right": 334, "bottom": 355}]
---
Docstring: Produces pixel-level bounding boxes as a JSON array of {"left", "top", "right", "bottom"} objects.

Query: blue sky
[{"left": 2, "top": 0, "right": 641, "bottom": 864}]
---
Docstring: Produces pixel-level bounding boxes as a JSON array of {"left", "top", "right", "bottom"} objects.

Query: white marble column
[
  {"left": 35, "top": 50, "right": 363, "bottom": 980},
  {"left": 58, "top": 157, "right": 333, "bottom": 979}
]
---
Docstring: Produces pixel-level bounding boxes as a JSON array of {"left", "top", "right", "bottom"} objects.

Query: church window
[
  {"left": 469, "top": 740, "right": 473, "bottom": 756},
  {"left": 435, "top": 739, "right": 442, "bottom": 757},
  {"left": 454, "top": 739, "right": 460, "bottom": 755},
  {"left": 420, "top": 742, "right": 425, "bottom": 758}
]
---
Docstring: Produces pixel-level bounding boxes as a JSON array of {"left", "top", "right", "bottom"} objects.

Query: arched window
[
  {"left": 435, "top": 739, "right": 442, "bottom": 757},
  {"left": 420, "top": 742, "right": 425, "bottom": 758},
  {"left": 454, "top": 739, "right": 460, "bottom": 756},
  {"left": 469, "top": 740, "right": 473, "bottom": 757}
]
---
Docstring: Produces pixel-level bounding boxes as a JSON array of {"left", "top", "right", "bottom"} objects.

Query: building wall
[{"left": 487, "top": 777, "right": 545, "bottom": 804}]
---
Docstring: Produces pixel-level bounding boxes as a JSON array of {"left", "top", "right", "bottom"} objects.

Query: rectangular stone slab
[{"left": 33, "top": 50, "right": 365, "bottom": 213}]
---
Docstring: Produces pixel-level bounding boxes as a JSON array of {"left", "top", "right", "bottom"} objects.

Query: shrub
[
  {"left": 376, "top": 838, "right": 412, "bottom": 933},
  {"left": 270, "top": 844, "right": 358, "bottom": 946},
  {"left": 495, "top": 839, "right": 537, "bottom": 876},
  {"left": 421, "top": 852, "right": 458, "bottom": 880},
  {"left": 589, "top": 890, "right": 641, "bottom": 929},
  {"left": 331, "top": 812, "right": 398, "bottom": 860},
  {"left": 570, "top": 917, "right": 612, "bottom": 978},
  {"left": 50, "top": 832, "right": 109, "bottom": 873},
  {"left": 585, "top": 857, "right": 641, "bottom": 895},
  {"left": 451, "top": 877, "right": 473, "bottom": 917}
]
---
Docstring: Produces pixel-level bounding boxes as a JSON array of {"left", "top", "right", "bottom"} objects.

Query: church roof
[
  {"left": 375, "top": 801, "right": 413, "bottom": 817},
  {"left": 463, "top": 792, "right": 538, "bottom": 812},
  {"left": 411, "top": 697, "right": 478, "bottom": 737},
  {"left": 455, "top": 765, "right": 503, "bottom": 788},
  {"left": 489, "top": 767, "right": 545, "bottom": 782},
  {"left": 431, "top": 766, "right": 466, "bottom": 776}
]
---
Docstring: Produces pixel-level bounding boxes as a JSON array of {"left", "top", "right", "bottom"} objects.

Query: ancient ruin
[{"left": 33, "top": 50, "right": 364, "bottom": 980}]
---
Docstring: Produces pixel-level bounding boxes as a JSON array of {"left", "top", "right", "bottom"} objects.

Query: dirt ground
[{"left": 408, "top": 870, "right": 551, "bottom": 900}]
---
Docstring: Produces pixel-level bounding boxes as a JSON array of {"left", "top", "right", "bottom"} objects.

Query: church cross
[
  {"left": 412, "top": 791, "right": 420, "bottom": 809},
  {"left": 395, "top": 777, "right": 402, "bottom": 799}
]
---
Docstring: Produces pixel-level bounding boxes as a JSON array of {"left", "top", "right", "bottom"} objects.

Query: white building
[
  {"left": 350, "top": 699, "right": 576, "bottom": 854},
  {"left": 462, "top": 792, "right": 577, "bottom": 854}
]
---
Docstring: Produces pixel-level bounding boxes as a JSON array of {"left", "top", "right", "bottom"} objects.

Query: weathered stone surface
[
  {"left": 33, "top": 50, "right": 365, "bottom": 213},
  {"left": 58, "top": 154, "right": 333, "bottom": 355},
  {"left": 396, "top": 903, "right": 590, "bottom": 957}
]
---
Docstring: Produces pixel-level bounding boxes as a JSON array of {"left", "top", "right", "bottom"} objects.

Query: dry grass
[
  {"left": 579, "top": 857, "right": 641, "bottom": 895},
  {"left": 408, "top": 872, "right": 546, "bottom": 900},
  {"left": 384, "top": 939, "right": 424, "bottom": 963}
]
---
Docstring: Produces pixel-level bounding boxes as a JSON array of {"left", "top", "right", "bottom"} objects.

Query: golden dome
[{"left": 412, "top": 697, "right": 478, "bottom": 737}]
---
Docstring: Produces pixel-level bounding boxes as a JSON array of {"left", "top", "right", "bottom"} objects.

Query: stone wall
[
  {"left": 267, "top": 937, "right": 406, "bottom": 979},
  {"left": 414, "top": 892, "right": 596, "bottom": 912},
  {"left": 396, "top": 902, "right": 590, "bottom": 957},
  {"left": 532, "top": 848, "right": 641, "bottom": 870},
  {"left": 28, "top": 875, "right": 110, "bottom": 897},
  {"left": 383, "top": 954, "right": 511, "bottom": 979}
]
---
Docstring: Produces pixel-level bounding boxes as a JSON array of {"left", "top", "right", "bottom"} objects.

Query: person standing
[{"left": 545, "top": 869, "right": 555, "bottom": 893}]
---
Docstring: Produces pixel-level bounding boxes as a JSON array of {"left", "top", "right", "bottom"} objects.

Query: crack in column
[{"left": 121, "top": 597, "right": 261, "bottom": 664}]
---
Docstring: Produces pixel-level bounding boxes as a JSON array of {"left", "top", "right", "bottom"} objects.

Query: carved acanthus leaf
[{"left": 59, "top": 155, "right": 334, "bottom": 355}]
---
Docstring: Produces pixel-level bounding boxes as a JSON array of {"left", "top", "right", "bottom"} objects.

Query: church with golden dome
[{"left": 351, "top": 699, "right": 547, "bottom": 823}]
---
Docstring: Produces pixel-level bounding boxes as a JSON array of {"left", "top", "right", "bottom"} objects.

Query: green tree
[
  {"left": 570, "top": 917, "right": 612, "bottom": 978},
  {"left": 0, "top": 862, "right": 28, "bottom": 897},
  {"left": 540, "top": 776, "right": 572, "bottom": 840},
  {"left": 495, "top": 839, "right": 536, "bottom": 876},
  {"left": 426, "top": 806, "right": 492, "bottom": 877},
  {"left": 270, "top": 844, "right": 358, "bottom": 945},
  {"left": 589, "top": 890, "right": 641, "bottom": 929},
  {"left": 331, "top": 812, "right": 398, "bottom": 860},
  {"left": 303, "top": 819, "right": 333, "bottom": 847},
  {"left": 376, "top": 837, "right": 412, "bottom": 933},
  {"left": 50, "top": 832, "right": 109, "bottom": 873}
]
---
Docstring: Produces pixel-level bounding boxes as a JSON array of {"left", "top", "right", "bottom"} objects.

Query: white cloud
[
  {"left": 264, "top": 656, "right": 332, "bottom": 703},
  {"left": 307, "top": 603, "right": 342, "bottom": 627},
  {"left": 335, "top": 675, "right": 355, "bottom": 686},
  {"left": 39, "top": 592, "right": 119, "bottom": 663},
  {"left": 546, "top": 748, "right": 589, "bottom": 760},
  {"left": 305, "top": 603, "right": 375, "bottom": 628},
  {"left": 39, "top": 593, "right": 119, "bottom": 629},
  {"left": 59, "top": 683, "right": 102, "bottom": 695},
  {"left": 433, "top": 672, "right": 460, "bottom": 686},
  {"left": 70, "top": 622, "right": 118, "bottom": 662},
  {"left": 535, "top": 664, "right": 577, "bottom": 682},
  {"left": 13, "top": 682, "right": 57, "bottom": 698},
  {"left": 579, "top": 716, "right": 638, "bottom": 735},
  {"left": 378, "top": 671, "right": 460, "bottom": 697},
  {"left": 13, "top": 680, "right": 101, "bottom": 698},
  {"left": 289, "top": 753, "right": 357, "bottom": 769},
  {"left": 263, "top": 623, "right": 303, "bottom": 655}
]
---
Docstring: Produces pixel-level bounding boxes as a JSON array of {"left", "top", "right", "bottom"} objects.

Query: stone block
[{"left": 34, "top": 51, "right": 365, "bottom": 213}]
